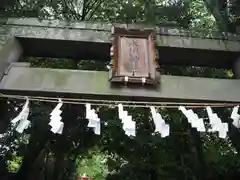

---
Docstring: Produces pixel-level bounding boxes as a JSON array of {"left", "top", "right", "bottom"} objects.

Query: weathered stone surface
[
  {"left": 0, "top": 26, "right": 8, "bottom": 49},
  {"left": 157, "top": 35, "right": 240, "bottom": 52},
  {"left": 0, "top": 17, "right": 239, "bottom": 52},
  {"left": 5, "top": 18, "right": 240, "bottom": 40},
  {"left": 8, "top": 26, "right": 111, "bottom": 43},
  {"left": 0, "top": 18, "right": 239, "bottom": 68},
  {"left": 6, "top": 18, "right": 114, "bottom": 31},
  {"left": 4, "top": 25, "right": 238, "bottom": 52},
  {"left": 0, "top": 29, "right": 23, "bottom": 82},
  {"left": 1, "top": 66, "right": 240, "bottom": 103}
]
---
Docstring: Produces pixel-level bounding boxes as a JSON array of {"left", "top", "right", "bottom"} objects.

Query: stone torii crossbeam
[{"left": 0, "top": 18, "right": 240, "bottom": 103}]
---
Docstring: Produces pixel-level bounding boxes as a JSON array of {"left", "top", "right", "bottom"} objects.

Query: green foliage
[
  {"left": 76, "top": 148, "right": 108, "bottom": 180},
  {"left": 189, "top": 0, "right": 217, "bottom": 30},
  {"left": 1, "top": 0, "right": 240, "bottom": 180},
  {"left": 7, "top": 156, "right": 22, "bottom": 172}
]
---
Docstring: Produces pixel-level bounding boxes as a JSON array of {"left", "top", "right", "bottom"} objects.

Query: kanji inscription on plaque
[
  {"left": 119, "top": 37, "right": 149, "bottom": 77},
  {"left": 109, "top": 27, "right": 159, "bottom": 85}
]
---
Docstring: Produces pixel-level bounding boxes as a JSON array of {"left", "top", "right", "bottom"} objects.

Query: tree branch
[
  {"left": 203, "top": 0, "right": 235, "bottom": 33},
  {"left": 81, "top": 0, "right": 88, "bottom": 20},
  {"left": 83, "top": 0, "right": 99, "bottom": 19},
  {"left": 87, "top": 0, "right": 105, "bottom": 20}
]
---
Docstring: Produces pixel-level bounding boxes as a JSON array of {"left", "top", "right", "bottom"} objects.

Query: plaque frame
[{"left": 109, "top": 27, "right": 160, "bottom": 85}]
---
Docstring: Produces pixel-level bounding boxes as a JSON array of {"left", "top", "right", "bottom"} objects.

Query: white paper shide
[
  {"left": 231, "top": 106, "right": 240, "bottom": 128},
  {"left": 206, "top": 106, "right": 228, "bottom": 138},
  {"left": 11, "top": 98, "right": 31, "bottom": 133},
  {"left": 179, "top": 106, "right": 206, "bottom": 132},
  {"left": 85, "top": 103, "right": 101, "bottom": 135},
  {"left": 49, "top": 99, "right": 64, "bottom": 134},
  {"left": 118, "top": 104, "right": 136, "bottom": 137},
  {"left": 150, "top": 106, "right": 170, "bottom": 138}
]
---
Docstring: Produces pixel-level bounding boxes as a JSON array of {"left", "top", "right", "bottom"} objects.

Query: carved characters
[
  {"left": 127, "top": 39, "right": 140, "bottom": 74},
  {"left": 109, "top": 27, "right": 160, "bottom": 85},
  {"left": 119, "top": 37, "right": 149, "bottom": 77}
]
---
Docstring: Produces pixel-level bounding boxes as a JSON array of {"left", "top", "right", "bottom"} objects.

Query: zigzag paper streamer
[
  {"left": 85, "top": 103, "right": 101, "bottom": 135},
  {"left": 179, "top": 106, "right": 206, "bottom": 132},
  {"left": 118, "top": 104, "right": 136, "bottom": 137},
  {"left": 206, "top": 106, "right": 228, "bottom": 138},
  {"left": 49, "top": 99, "right": 64, "bottom": 134},
  {"left": 150, "top": 106, "right": 170, "bottom": 138},
  {"left": 11, "top": 98, "right": 30, "bottom": 133},
  {"left": 231, "top": 106, "right": 240, "bottom": 128}
]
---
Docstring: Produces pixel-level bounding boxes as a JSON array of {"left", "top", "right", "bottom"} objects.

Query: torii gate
[{"left": 0, "top": 18, "right": 240, "bottom": 103}]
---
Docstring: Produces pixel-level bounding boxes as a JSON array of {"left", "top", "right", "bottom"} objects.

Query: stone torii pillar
[{"left": 233, "top": 57, "right": 240, "bottom": 78}]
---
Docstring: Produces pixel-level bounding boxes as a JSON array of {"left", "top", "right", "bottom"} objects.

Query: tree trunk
[{"left": 10, "top": 130, "right": 51, "bottom": 180}]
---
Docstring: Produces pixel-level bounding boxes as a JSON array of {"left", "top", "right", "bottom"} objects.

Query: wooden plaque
[{"left": 109, "top": 27, "right": 159, "bottom": 85}]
